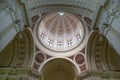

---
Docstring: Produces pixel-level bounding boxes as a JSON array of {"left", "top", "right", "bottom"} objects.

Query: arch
[
  {"left": 30, "top": 5, "right": 94, "bottom": 20},
  {"left": 0, "top": 28, "right": 35, "bottom": 67},
  {"left": 86, "top": 30, "right": 120, "bottom": 70},
  {"left": 39, "top": 57, "right": 80, "bottom": 80}
]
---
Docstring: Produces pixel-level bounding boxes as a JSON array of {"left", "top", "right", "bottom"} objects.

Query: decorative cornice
[
  {"left": 31, "top": 5, "right": 94, "bottom": 20},
  {"left": 79, "top": 70, "right": 120, "bottom": 79},
  {"left": 0, "top": 68, "right": 39, "bottom": 78}
]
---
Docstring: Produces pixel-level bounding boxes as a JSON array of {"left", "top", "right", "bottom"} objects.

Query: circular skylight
[
  {"left": 38, "top": 12, "right": 84, "bottom": 51},
  {"left": 58, "top": 12, "right": 64, "bottom": 16}
]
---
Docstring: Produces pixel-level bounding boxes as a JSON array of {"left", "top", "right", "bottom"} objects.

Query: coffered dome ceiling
[
  {"left": 38, "top": 12, "right": 84, "bottom": 51},
  {"left": 34, "top": 12, "right": 89, "bottom": 56}
]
